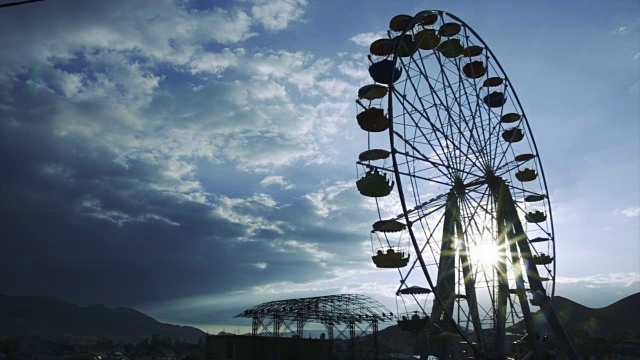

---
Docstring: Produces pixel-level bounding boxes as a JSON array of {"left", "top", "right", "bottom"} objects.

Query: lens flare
[{"left": 471, "top": 242, "right": 500, "bottom": 266}]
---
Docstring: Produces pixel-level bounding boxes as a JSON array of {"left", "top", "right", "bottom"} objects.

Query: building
[{"left": 205, "top": 335, "right": 332, "bottom": 360}]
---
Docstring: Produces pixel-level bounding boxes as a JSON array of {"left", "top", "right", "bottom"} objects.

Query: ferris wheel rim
[{"left": 379, "top": 9, "right": 556, "bottom": 349}]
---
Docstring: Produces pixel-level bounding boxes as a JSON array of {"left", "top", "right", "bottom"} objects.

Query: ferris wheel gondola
[{"left": 396, "top": 286, "right": 432, "bottom": 331}]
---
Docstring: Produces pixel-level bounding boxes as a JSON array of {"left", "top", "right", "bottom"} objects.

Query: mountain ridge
[
  {"left": 1, "top": 292, "right": 637, "bottom": 344},
  {"left": 508, "top": 292, "right": 640, "bottom": 337},
  {"left": 0, "top": 293, "right": 206, "bottom": 343}
]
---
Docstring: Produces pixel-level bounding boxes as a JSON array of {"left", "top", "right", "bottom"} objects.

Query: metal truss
[{"left": 235, "top": 294, "right": 393, "bottom": 359}]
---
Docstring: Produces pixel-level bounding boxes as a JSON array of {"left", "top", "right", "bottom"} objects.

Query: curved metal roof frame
[{"left": 234, "top": 294, "right": 394, "bottom": 325}]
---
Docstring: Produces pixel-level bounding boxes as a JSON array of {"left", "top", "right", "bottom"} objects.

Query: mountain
[
  {"left": 367, "top": 293, "right": 640, "bottom": 351},
  {"left": 509, "top": 293, "right": 640, "bottom": 337},
  {"left": 0, "top": 294, "right": 206, "bottom": 343}
]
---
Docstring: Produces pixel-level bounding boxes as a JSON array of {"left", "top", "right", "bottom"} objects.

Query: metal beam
[
  {"left": 505, "top": 225, "right": 540, "bottom": 360},
  {"left": 453, "top": 196, "right": 486, "bottom": 351},
  {"left": 430, "top": 191, "right": 458, "bottom": 332},
  {"left": 494, "top": 183, "right": 509, "bottom": 358},
  {"left": 499, "top": 180, "right": 579, "bottom": 360}
]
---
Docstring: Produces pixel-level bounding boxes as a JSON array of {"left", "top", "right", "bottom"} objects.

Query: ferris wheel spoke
[
  {"left": 391, "top": 88, "right": 487, "bottom": 176},
  {"left": 512, "top": 200, "right": 552, "bottom": 237},
  {"left": 393, "top": 192, "right": 448, "bottom": 221},
  {"left": 395, "top": 121, "right": 495, "bottom": 167},
  {"left": 460, "top": 188, "right": 492, "bottom": 238},
  {"left": 452, "top": 196, "right": 487, "bottom": 345},
  {"left": 398, "top": 205, "right": 449, "bottom": 287},
  {"left": 394, "top": 60, "right": 460, "bottom": 173},
  {"left": 401, "top": 56, "right": 470, "bottom": 173},
  {"left": 407, "top": 55, "right": 489, "bottom": 173},
  {"left": 457, "top": 62, "right": 495, "bottom": 170},
  {"left": 458, "top": 29, "right": 496, "bottom": 163},
  {"left": 393, "top": 140, "right": 455, "bottom": 181},
  {"left": 490, "top": 86, "right": 520, "bottom": 170},
  {"left": 392, "top": 133, "right": 479, "bottom": 179},
  {"left": 429, "top": 53, "right": 491, "bottom": 170},
  {"left": 494, "top": 159, "right": 521, "bottom": 177}
]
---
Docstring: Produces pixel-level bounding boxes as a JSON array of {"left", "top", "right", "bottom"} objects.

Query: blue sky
[{"left": 0, "top": 0, "right": 638, "bottom": 334}]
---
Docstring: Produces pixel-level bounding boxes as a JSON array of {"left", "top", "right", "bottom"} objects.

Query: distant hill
[
  {"left": 368, "top": 292, "right": 640, "bottom": 351},
  {"left": 0, "top": 294, "right": 206, "bottom": 343},
  {"left": 509, "top": 293, "right": 640, "bottom": 337}
]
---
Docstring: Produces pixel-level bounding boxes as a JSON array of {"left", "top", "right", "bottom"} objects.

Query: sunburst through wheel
[{"left": 354, "top": 10, "right": 579, "bottom": 359}]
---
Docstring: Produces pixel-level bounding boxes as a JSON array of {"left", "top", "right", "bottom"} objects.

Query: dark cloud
[
  {"left": 0, "top": 0, "right": 371, "bottom": 317},
  {"left": 0, "top": 73, "right": 373, "bottom": 313}
]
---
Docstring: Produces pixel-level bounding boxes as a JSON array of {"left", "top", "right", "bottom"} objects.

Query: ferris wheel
[{"left": 354, "top": 11, "right": 578, "bottom": 359}]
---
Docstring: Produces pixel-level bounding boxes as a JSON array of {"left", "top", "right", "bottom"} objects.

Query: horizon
[
  {"left": 1, "top": 0, "right": 638, "bottom": 337},
  {"left": 3, "top": 290, "right": 639, "bottom": 337}
]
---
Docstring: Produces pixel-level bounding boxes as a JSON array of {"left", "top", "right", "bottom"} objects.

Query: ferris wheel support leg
[
  {"left": 453, "top": 196, "right": 486, "bottom": 351},
  {"left": 494, "top": 186, "right": 510, "bottom": 359},
  {"left": 499, "top": 181, "right": 580, "bottom": 360},
  {"left": 505, "top": 227, "right": 541, "bottom": 360},
  {"left": 430, "top": 192, "right": 459, "bottom": 359},
  {"left": 430, "top": 192, "right": 458, "bottom": 332}
]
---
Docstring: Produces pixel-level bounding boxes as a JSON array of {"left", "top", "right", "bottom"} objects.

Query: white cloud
[
  {"left": 350, "top": 32, "right": 386, "bottom": 47},
  {"left": 338, "top": 61, "right": 370, "bottom": 82},
  {"left": 611, "top": 17, "right": 640, "bottom": 35},
  {"left": 556, "top": 272, "right": 640, "bottom": 287},
  {"left": 189, "top": 48, "right": 241, "bottom": 75},
  {"left": 633, "top": 52, "right": 640, "bottom": 61},
  {"left": 199, "top": 9, "right": 256, "bottom": 44},
  {"left": 613, "top": 26, "right": 629, "bottom": 34},
  {"left": 249, "top": 0, "right": 308, "bottom": 31},
  {"left": 253, "top": 262, "right": 268, "bottom": 269},
  {"left": 274, "top": 239, "right": 334, "bottom": 265},
  {"left": 621, "top": 207, "right": 640, "bottom": 217},
  {"left": 250, "top": 268, "right": 394, "bottom": 296},
  {"left": 210, "top": 193, "right": 298, "bottom": 242},
  {"left": 304, "top": 181, "right": 354, "bottom": 217},
  {"left": 260, "top": 175, "right": 295, "bottom": 189}
]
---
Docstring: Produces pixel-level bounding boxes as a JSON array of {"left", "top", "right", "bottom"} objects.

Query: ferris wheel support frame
[
  {"left": 494, "top": 179, "right": 578, "bottom": 359},
  {"left": 493, "top": 178, "right": 539, "bottom": 358},
  {"left": 453, "top": 193, "right": 486, "bottom": 348}
]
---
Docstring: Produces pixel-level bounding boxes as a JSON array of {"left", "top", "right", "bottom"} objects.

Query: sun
[{"left": 470, "top": 242, "right": 500, "bottom": 266}]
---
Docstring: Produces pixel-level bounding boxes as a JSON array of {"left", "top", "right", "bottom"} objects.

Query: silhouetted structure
[
  {"left": 233, "top": 294, "right": 394, "bottom": 360},
  {"left": 353, "top": 9, "right": 580, "bottom": 360},
  {"left": 205, "top": 335, "right": 332, "bottom": 360}
]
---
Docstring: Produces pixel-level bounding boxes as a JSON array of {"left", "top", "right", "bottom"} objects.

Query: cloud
[
  {"left": 556, "top": 272, "right": 640, "bottom": 287},
  {"left": 554, "top": 272, "right": 640, "bottom": 308},
  {"left": 260, "top": 175, "right": 295, "bottom": 189},
  {"left": 253, "top": 262, "right": 268, "bottom": 269},
  {"left": 611, "top": 17, "right": 640, "bottom": 35},
  {"left": 0, "top": 1, "right": 256, "bottom": 78},
  {"left": 188, "top": 48, "right": 242, "bottom": 75},
  {"left": 613, "top": 26, "right": 629, "bottom": 34},
  {"left": 304, "top": 181, "right": 354, "bottom": 218},
  {"left": 249, "top": 0, "right": 308, "bottom": 31},
  {"left": 621, "top": 207, "right": 640, "bottom": 217},
  {"left": 350, "top": 32, "right": 387, "bottom": 47},
  {"left": 0, "top": 0, "right": 374, "bottom": 312}
]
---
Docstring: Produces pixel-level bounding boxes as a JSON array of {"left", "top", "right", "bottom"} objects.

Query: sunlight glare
[{"left": 471, "top": 242, "right": 500, "bottom": 266}]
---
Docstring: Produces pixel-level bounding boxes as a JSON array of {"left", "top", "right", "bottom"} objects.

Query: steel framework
[
  {"left": 354, "top": 9, "right": 580, "bottom": 360},
  {"left": 234, "top": 294, "right": 393, "bottom": 360}
]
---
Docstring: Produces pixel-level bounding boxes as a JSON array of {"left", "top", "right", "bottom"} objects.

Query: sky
[{"left": 0, "top": 0, "right": 638, "bottom": 335}]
